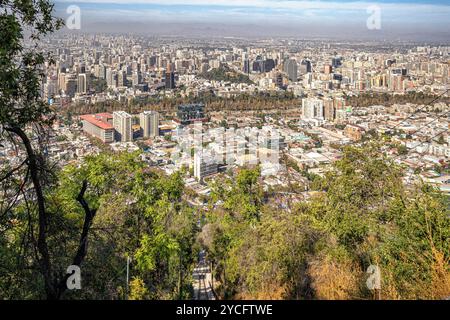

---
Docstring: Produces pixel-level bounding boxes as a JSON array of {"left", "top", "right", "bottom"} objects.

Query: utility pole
[
  {"left": 210, "top": 261, "right": 214, "bottom": 291},
  {"left": 126, "top": 256, "right": 131, "bottom": 295}
]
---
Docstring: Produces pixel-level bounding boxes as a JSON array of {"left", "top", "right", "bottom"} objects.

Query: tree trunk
[
  {"left": 5, "top": 126, "right": 97, "bottom": 300},
  {"left": 5, "top": 126, "right": 55, "bottom": 299}
]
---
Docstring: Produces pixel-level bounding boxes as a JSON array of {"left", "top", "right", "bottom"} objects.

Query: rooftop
[{"left": 80, "top": 113, "right": 114, "bottom": 130}]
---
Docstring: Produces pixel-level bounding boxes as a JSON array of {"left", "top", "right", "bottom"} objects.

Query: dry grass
[
  {"left": 427, "top": 248, "right": 450, "bottom": 299},
  {"left": 237, "top": 282, "right": 286, "bottom": 300},
  {"left": 309, "top": 256, "right": 363, "bottom": 300}
]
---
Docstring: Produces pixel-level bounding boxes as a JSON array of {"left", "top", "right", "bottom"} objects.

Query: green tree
[{"left": 0, "top": 1, "right": 96, "bottom": 300}]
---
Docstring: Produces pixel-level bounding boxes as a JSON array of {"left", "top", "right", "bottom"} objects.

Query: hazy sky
[{"left": 53, "top": 0, "right": 450, "bottom": 40}]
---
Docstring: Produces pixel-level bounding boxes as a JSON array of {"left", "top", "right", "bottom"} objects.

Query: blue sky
[{"left": 53, "top": 0, "right": 450, "bottom": 38}]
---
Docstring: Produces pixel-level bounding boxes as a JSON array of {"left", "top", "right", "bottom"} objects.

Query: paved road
[{"left": 193, "top": 250, "right": 215, "bottom": 300}]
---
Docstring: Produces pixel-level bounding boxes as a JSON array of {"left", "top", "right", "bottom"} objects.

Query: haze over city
[{"left": 53, "top": 0, "right": 450, "bottom": 40}]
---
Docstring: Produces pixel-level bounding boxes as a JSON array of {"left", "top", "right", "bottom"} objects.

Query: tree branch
[
  {"left": 56, "top": 179, "right": 97, "bottom": 299},
  {"left": 0, "top": 158, "right": 28, "bottom": 183}
]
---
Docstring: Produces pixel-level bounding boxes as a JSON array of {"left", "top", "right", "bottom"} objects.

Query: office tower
[
  {"left": 332, "top": 57, "right": 342, "bottom": 68},
  {"left": 140, "top": 111, "right": 159, "bottom": 138},
  {"left": 113, "top": 111, "right": 132, "bottom": 142},
  {"left": 194, "top": 152, "right": 218, "bottom": 181},
  {"left": 165, "top": 63, "right": 176, "bottom": 89},
  {"left": 243, "top": 59, "right": 250, "bottom": 74},
  {"left": 303, "top": 72, "right": 313, "bottom": 87},
  {"left": 284, "top": 59, "right": 298, "bottom": 82},
  {"left": 44, "top": 77, "right": 58, "bottom": 100},
  {"left": 302, "top": 98, "right": 324, "bottom": 120},
  {"left": 252, "top": 60, "right": 262, "bottom": 73},
  {"left": 106, "top": 68, "right": 117, "bottom": 88},
  {"left": 77, "top": 73, "right": 87, "bottom": 94},
  {"left": 165, "top": 71, "right": 175, "bottom": 89},
  {"left": 95, "top": 64, "right": 106, "bottom": 79},
  {"left": 252, "top": 56, "right": 272, "bottom": 73},
  {"left": 58, "top": 73, "right": 66, "bottom": 92},
  {"left": 118, "top": 71, "right": 127, "bottom": 87},
  {"left": 64, "top": 75, "right": 77, "bottom": 97},
  {"left": 132, "top": 71, "right": 142, "bottom": 87},
  {"left": 299, "top": 60, "right": 312, "bottom": 74},
  {"left": 264, "top": 59, "right": 276, "bottom": 72},
  {"left": 323, "top": 98, "right": 335, "bottom": 121}
]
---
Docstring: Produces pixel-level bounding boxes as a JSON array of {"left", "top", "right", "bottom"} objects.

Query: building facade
[
  {"left": 113, "top": 111, "right": 133, "bottom": 142},
  {"left": 194, "top": 153, "right": 218, "bottom": 181},
  {"left": 302, "top": 98, "right": 324, "bottom": 120},
  {"left": 140, "top": 111, "right": 159, "bottom": 138},
  {"left": 80, "top": 113, "right": 115, "bottom": 143}
]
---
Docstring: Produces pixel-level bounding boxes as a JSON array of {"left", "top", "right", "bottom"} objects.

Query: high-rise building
[
  {"left": 58, "top": 73, "right": 66, "bottom": 92},
  {"left": 194, "top": 152, "right": 218, "bottom": 181},
  {"left": 140, "top": 111, "right": 159, "bottom": 138},
  {"left": 165, "top": 62, "right": 176, "bottom": 89},
  {"left": 65, "top": 75, "right": 77, "bottom": 97},
  {"left": 44, "top": 76, "right": 58, "bottom": 101},
  {"left": 118, "top": 71, "right": 127, "bottom": 87},
  {"left": 132, "top": 71, "right": 142, "bottom": 87},
  {"left": 106, "top": 68, "right": 117, "bottom": 88},
  {"left": 165, "top": 71, "right": 175, "bottom": 89},
  {"left": 302, "top": 98, "right": 324, "bottom": 120},
  {"left": 77, "top": 73, "right": 87, "bottom": 94},
  {"left": 323, "top": 98, "right": 335, "bottom": 121},
  {"left": 243, "top": 59, "right": 250, "bottom": 74},
  {"left": 299, "top": 60, "right": 312, "bottom": 74},
  {"left": 303, "top": 72, "right": 313, "bottom": 87},
  {"left": 264, "top": 59, "right": 276, "bottom": 72},
  {"left": 284, "top": 59, "right": 298, "bottom": 82},
  {"left": 113, "top": 111, "right": 132, "bottom": 142},
  {"left": 94, "top": 65, "right": 106, "bottom": 79},
  {"left": 332, "top": 57, "right": 342, "bottom": 68}
]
